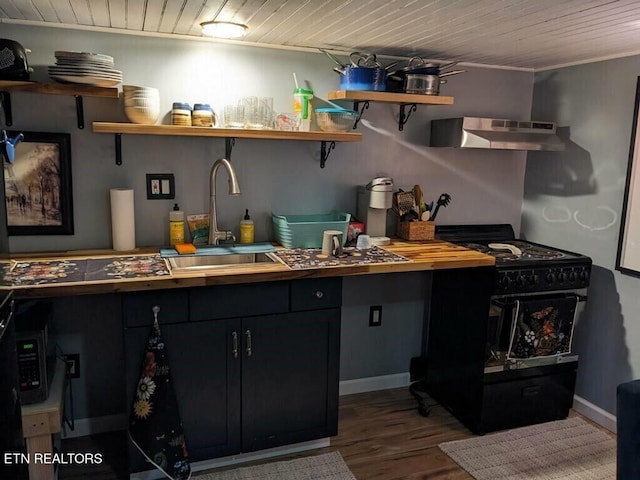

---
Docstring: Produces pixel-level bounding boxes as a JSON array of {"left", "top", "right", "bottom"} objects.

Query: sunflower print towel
[{"left": 129, "top": 311, "right": 191, "bottom": 479}]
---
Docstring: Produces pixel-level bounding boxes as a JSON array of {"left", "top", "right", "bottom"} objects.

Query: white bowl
[
  {"left": 123, "top": 85, "right": 159, "bottom": 96},
  {"left": 125, "top": 105, "right": 160, "bottom": 124},
  {"left": 123, "top": 90, "right": 159, "bottom": 96},
  {"left": 123, "top": 94, "right": 159, "bottom": 102},
  {"left": 124, "top": 97, "right": 160, "bottom": 109}
]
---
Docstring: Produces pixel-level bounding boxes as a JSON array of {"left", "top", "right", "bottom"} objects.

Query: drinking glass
[
  {"left": 259, "top": 97, "right": 274, "bottom": 129},
  {"left": 224, "top": 104, "right": 245, "bottom": 128}
]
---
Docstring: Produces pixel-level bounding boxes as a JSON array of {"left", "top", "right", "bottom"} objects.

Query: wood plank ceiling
[{"left": 3, "top": 0, "right": 640, "bottom": 70}]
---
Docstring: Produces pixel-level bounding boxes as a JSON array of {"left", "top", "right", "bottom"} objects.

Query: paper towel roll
[{"left": 110, "top": 188, "right": 135, "bottom": 251}]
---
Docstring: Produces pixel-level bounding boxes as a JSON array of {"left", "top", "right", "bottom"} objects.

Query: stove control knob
[
  {"left": 529, "top": 274, "right": 539, "bottom": 286},
  {"left": 569, "top": 271, "right": 578, "bottom": 282},
  {"left": 558, "top": 272, "right": 567, "bottom": 283},
  {"left": 580, "top": 269, "right": 590, "bottom": 282},
  {"left": 546, "top": 272, "right": 556, "bottom": 284},
  {"left": 501, "top": 275, "right": 512, "bottom": 288},
  {"left": 516, "top": 275, "right": 525, "bottom": 287}
]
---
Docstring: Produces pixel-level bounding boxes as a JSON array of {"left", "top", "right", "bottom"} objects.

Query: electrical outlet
[
  {"left": 65, "top": 353, "right": 81, "bottom": 379},
  {"left": 146, "top": 173, "right": 175, "bottom": 199},
  {"left": 369, "top": 305, "right": 382, "bottom": 327}
]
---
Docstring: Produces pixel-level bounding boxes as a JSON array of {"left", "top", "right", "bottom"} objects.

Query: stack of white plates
[{"left": 48, "top": 51, "right": 122, "bottom": 87}]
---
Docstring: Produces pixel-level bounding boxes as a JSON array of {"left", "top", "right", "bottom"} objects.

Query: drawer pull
[
  {"left": 522, "top": 385, "right": 541, "bottom": 397},
  {"left": 232, "top": 331, "right": 238, "bottom": 359},
  {"left": 314, "top": 290, "right": 324, "bottom": 299},
  {"left": 245, "top": 329, "right": 252, "bottom": 357}
]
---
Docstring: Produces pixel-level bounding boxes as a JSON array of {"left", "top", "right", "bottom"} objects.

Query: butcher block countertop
[{"left": 2, "top": 240, "right": 495, "bottom": 299}]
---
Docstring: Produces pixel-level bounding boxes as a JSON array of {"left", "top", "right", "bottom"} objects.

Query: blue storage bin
[{"left": 272, "top": 211, "right": 351, "bottom": 248}]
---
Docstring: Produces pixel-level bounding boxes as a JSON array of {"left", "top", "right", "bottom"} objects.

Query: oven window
[
  {"left": 486, "top": 294, "right": 579, "bottom": 371},
  {"left": 507, "top": 295, "right": 578, "bottom": 359}
]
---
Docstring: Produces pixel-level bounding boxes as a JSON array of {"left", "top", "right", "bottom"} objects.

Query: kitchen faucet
[{"left": 208, "top": 158, "right": 241, "bottom": 245}]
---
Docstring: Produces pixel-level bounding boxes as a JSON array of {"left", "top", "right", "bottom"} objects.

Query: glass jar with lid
[
  {"left": 192, "top": 104, "right": 215, "bottom": 127},
  {"left": 171, "top": 102, "right": 192, "bottom": 126}
]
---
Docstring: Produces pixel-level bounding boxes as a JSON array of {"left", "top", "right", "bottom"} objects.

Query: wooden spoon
[{"left": 413, "top": 185, "right": 423, "bottom": 217}]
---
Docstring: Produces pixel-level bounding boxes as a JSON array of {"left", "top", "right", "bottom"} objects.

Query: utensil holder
[{"left": 397, "top": 221, "right": 435, "bottom": 241}]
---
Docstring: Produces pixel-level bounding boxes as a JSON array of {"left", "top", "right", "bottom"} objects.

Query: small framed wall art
[{"left": 3, "top": 131, "right": 74, "bottom": 235}]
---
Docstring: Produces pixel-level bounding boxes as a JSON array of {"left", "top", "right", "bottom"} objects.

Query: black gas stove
[{"left": 437, "top": 224, "right": 592, "bottom": 294}]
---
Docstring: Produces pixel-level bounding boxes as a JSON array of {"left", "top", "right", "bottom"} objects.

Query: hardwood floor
[
  {"left": 59, "top": 386, "right": 614, "bottom": 479},
  {"left": 321, "top": 387, "right": 475, "bottom": 480},
  {"left": 58, "top": 387, "right": 475, "bottom": 479}
]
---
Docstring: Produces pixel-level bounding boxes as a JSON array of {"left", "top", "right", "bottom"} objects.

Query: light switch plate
[{"left": 146, "top": 173, "right": 175, "bottom": 199}]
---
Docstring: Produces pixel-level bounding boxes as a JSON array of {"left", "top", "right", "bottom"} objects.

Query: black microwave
[{"left": 15, "top": 302, "right": 55, "bottom": 405}]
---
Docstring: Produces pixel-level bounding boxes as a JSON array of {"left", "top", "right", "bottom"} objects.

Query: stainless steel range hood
[{"left": 430, "top": 117, "right": 565, "bottom": 151}]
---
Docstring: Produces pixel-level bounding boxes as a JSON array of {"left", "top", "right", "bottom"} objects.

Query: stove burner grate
[{"left": 459, "top": 240, "right": 567, "bottom": 262}]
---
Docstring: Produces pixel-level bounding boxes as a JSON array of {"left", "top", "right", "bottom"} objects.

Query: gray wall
[
  {"left": 526, "top": 57, "right": 640, "bottom": 415},
  {"left": 3, "top": 24, "right": 534, "bottom": 420}
]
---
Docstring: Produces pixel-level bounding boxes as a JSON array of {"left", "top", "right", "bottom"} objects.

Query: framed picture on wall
[
  {"left": 3, "top": 131, "right": 74, "bottom": 236},
  {"left": 616, "top": 78, "right": 640, "bottom": 277}
]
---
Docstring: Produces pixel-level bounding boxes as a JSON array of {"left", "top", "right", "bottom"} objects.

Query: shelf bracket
[
  {"left": 320, "top": 141, "right": 336, "bottom": 168},
  {"left": 353, "top": 101, "right": 369, "bottom": 129},
  {"left": 0, "top": 91, "right": 13, "bottom": 127},
  {"left": 115, "top": 133, "right": 122, "bottom": 166},
  {"left": 74, "top": 95, "right": 85, "bottom": 129},
  {"left": 225, "top": 137, "right": 236, "bottom": 159},
  {"left": 398, "top": 103, "right": 417, "bottom": 131}
]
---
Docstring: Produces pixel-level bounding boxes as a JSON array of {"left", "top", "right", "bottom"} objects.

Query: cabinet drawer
[
  {"left": 190, "top": 281, "right": 289, "bottom": 321},
  {"left": 291, "top": 278, "right": 342, "bottom": 312},
  {"left": 122, "top": 290, "right": 189, "bottom": 327}
]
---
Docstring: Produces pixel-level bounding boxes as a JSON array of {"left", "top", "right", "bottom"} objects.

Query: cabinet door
[
  {"left": 124, "top": 318, "right": 241, "bottom": 472},
  {"left": 241, "top": 309, "right": 340, "bottom": 452},
  {"left": 163, "top": 319, "right": 241, "bottom": 461}
]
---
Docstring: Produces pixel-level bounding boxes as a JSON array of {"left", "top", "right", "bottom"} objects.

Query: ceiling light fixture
[{"left": 200, "top": 21, "right": 248, "bottom": 39}]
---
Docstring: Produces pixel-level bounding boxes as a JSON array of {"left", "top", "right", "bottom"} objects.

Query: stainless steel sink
[{"left": 168, "top": 252, "right": 278, "bottom": 271}]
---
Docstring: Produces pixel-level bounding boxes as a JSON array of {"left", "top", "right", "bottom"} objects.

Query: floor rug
[
  {"left": 439, "top": 417, "right": 615, "bottom": 480},
  {"left": 193, "top": 452, "right": 356, "bottom": 480}
]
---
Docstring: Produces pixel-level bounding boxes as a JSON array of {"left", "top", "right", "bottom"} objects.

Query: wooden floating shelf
[
  {"left": 92, "top": 122, "right": 362, "bottom": 142},
  {"left": 327, "top": 90, "right": 454, "bottom": 105},
  {"left": 0, "top": 80, "right": 119, "bottom": 98}
]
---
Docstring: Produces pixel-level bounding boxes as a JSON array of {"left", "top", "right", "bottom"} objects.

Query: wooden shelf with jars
[
  {"left": 0, "top": 80, "right": 119, "bottom": 129},
  {"left": 92, "top": 122, "right": 362, "bottom": 168},
  {"left": 327, "top": 90, "right": 454, "bottom": 131}
]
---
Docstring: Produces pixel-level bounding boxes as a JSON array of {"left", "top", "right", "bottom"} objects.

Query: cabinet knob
[
  {"left": 245, "top": 329, "right": 252, "bottom": 357},
  {"left": 314, "top": 290, "right": 324, "bottom": 299}
]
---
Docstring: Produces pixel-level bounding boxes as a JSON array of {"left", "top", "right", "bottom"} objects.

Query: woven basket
[{"left": 397, "top": 221, "right": 435, "bottom": 241}]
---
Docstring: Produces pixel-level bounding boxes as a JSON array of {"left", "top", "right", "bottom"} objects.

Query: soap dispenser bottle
[
  {"left": 169, "top": 203, "right": 185, "bottom": 246},
  {"left": 239, "top": 209, "right": 254, "bottom": 244}
]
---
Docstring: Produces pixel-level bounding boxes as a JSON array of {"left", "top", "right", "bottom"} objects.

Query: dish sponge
[{"left": 174, "top": 243, "right": 196, "bottom": 255}]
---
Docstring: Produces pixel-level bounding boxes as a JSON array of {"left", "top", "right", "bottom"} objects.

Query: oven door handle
[
  {"left": 0, "top": 309, "right": 13, "bottom": 342},
  {"left": 493, "top": 294, "right": 587, "bottom": 307}
]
